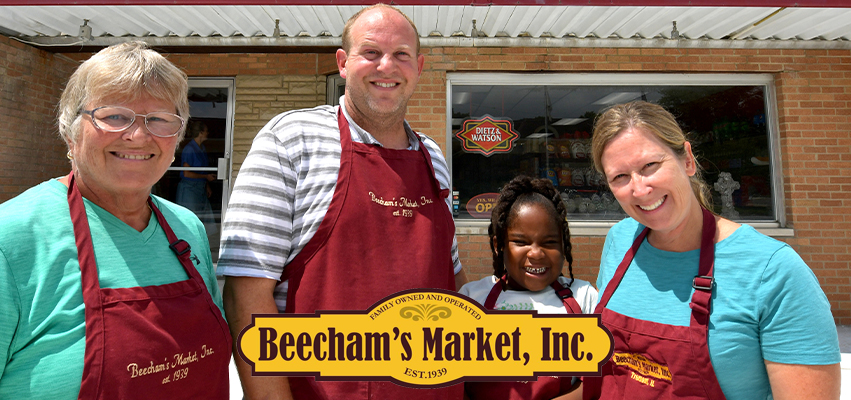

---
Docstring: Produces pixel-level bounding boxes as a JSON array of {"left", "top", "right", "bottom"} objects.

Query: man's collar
[{"left": 338, "top": 95, "right": 420, "bottom": 150}]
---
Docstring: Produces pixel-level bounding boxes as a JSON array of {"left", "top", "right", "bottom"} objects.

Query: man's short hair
[{"left": 341, "top": 4, "right": 421, "bottom": 54}]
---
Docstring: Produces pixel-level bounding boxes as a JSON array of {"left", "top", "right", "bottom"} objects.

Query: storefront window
[{"left": 448, "top": 74, "right": 780, "bottom": 224}]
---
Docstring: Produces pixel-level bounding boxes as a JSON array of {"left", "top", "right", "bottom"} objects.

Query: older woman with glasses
[{"left": 0, "top": 42, "right": 231, "bottom": 399}]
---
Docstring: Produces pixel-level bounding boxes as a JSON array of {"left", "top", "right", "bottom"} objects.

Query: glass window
[{"left": 448, "top": 74, "right": 781, "bottom": 224}]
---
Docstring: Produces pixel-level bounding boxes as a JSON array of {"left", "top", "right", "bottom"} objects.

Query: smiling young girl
[{"left": 460, "top": 175, "right": 598, "bottom": 400}]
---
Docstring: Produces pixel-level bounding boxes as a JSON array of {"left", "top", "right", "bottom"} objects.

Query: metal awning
[{"left": 1, "top": 1, "right": 849, "bottom": 52}]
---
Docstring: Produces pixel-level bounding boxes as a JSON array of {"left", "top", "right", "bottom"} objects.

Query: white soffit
[{"left": 0, "top": 5, "right": 849, "bottom": 48}]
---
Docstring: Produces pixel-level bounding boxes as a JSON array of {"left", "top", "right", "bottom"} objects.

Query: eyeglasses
[{"left": 80, "top": 105, "right": 185, "bottom": 138}]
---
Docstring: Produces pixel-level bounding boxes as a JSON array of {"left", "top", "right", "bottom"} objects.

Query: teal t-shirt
[
  {"left": 597, "top": 218, "right": 840, "bottom": 400},
  {"left": 0, "top": 179, "right": 224, "bottom": 399}
]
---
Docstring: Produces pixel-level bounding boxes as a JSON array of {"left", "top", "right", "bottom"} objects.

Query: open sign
[{"left": 465, "top": 193, "right": 500, "bottom": 219}]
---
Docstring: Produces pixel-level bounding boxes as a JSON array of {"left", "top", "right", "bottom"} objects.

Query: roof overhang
[{"left": 1, "top": 1, "right": 849, "bottom": 52}]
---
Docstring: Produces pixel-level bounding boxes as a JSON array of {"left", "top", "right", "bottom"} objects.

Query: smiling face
[
  {"left": 502, "top": 203, "right": 565, "bottom": 292},
  {"left": 337, "top": 7, "right": 424, "bottom": 125},
  {"left": 601, "top": 127, "right": 700, "bottom": 238},
  {"left": 69, "top": 94, "right": 180, "bottom": 199}
]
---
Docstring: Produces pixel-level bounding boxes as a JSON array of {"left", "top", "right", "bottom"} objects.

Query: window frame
[
  {"left": 327, "top": 73, "right": 346, "bottom": 106},
  {"left": 445, "top": 72, "right": 789, "bottom": 235}
]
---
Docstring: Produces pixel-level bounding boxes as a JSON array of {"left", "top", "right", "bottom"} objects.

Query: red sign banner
[{"left": 455, "top": 115, "right": 519, "bottom": 157}]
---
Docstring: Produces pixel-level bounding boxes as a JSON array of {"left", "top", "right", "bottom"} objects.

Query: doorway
[{"left": 154, "top": 78, "right": 234, "bottom": 263}]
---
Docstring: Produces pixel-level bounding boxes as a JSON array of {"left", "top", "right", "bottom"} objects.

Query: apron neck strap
[
  {"left": 689, "top": 208, "right": 718, "bottom": 323},
  {"left": 335, "top": 108, "right": 448, "bottom": 200},
  {"left": 148, "top": 197, "right": 199, "bottom": 278},
  {"left": 67, "top": 171, "right": 100, "bottom": 295},
  {"left": 594, "top": 226, "right": 650, "bottom": 311},
  {"left": 550, "top": 280, "right": 583, "bottom": 314},
  {"left": 694, "top": 207, "right": 717, "bottom": 289},
  {"left": 594, "top": 208, "right": 717, "bottom": 312},
  {"left": 483, "top": 274, "right": 582, "bottom": 314},
  {"left": 66, "top": 171, "right": 201, "bottom": 287}
]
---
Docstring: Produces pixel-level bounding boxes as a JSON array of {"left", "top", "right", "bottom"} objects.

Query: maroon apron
[
  {"left": 466, "top": 276, "right": 580, "bottom": 400},
  {"left": 68, "top": 172, "right": 232, "bottom": 400},
  {"left": 280, "top": 109, "right": 462, "bottom": 399},
  {"left": 583, "top": 208, "right": 726, "bottom": 400}
]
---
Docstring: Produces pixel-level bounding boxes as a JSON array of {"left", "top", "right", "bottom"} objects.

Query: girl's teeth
[
  {"left": 525, "top": 266, "right": 546, "bottom": 274},
  {"left": 639, "top": 196, "right": 665, "bottom": 211}
]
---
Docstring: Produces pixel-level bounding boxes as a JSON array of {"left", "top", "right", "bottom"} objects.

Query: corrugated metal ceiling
[{"left": 0, "top": 5, "right": 849, "bottom": 49}]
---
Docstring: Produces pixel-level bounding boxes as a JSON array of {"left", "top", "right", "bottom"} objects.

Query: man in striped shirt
[{"left": 219, "top": 4, "right": 467, "bottom": 400}]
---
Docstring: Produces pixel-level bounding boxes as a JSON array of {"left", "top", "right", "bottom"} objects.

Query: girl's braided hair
[{"left": 487, "top": 175, "right": 573, "bottom": 283}]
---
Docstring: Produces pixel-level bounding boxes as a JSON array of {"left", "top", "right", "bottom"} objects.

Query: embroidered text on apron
[
  {"left": 466, "top": 275, "right": 580, "bottom": 400},
  {"left": 583, "top": 208, "right": 726, "bottom": 400},
  {"left": 68, "top": 172, "right": 232, "bottom": 400},
  {"left": 280, "top": 109, "right": 462, "bottom": 399}
]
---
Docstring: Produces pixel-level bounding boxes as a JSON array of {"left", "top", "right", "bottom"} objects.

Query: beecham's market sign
[
  {"left": 455, "top": 115, "right": 519, "bottom": 157},
  {"left": 238, "top": 289, "right": 613, "bottom": 387}
]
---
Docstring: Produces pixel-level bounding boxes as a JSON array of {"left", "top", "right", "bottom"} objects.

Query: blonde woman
[{"left": 584, "top": 101, "right": 839, "bottom": 400}]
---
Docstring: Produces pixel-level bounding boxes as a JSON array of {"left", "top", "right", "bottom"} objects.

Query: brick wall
[
  {"left": 0, "top": 36, "right": 77, "bottom": 202},
  {"left": 228, "top": 75, "right": 327, "bottom": 173}
]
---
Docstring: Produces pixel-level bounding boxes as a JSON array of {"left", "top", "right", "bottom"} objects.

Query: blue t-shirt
[
  {"left": 180, "top": 139, "right": 208, "bottom": 181},
  {"left": 597, "top": 218, "right": 839, "bottom": 400},
  {"left": 0, "top": 179, "right": 224, "bottom": 399}
]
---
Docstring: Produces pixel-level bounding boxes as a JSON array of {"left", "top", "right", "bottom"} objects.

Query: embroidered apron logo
[
  {"left": 237, "top": 289, "right": 613, "bottom": 388},
  {"left": 125, "top": 344, "right": 217, "bottom": 385},
  {"left": 612, "top": 352, "right": 673, "bottom": 387},
  {"left": 368, "top": 191, "right": 435, "bottom": 218}
]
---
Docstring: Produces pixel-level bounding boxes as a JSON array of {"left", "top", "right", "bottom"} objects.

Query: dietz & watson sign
[{"left": 455, "top": 115, "right": 519, "bottom": 157}]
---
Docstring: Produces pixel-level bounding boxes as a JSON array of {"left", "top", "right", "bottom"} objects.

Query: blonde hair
[
  {"left": 591, "top": 101, "right": 713, "bottom": 211},
  {"left": 58, "top": 41, "right": 189, "bottom": 145},
  {"left": 341, "top": 4, "right": 420, "bottom": 54}
]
